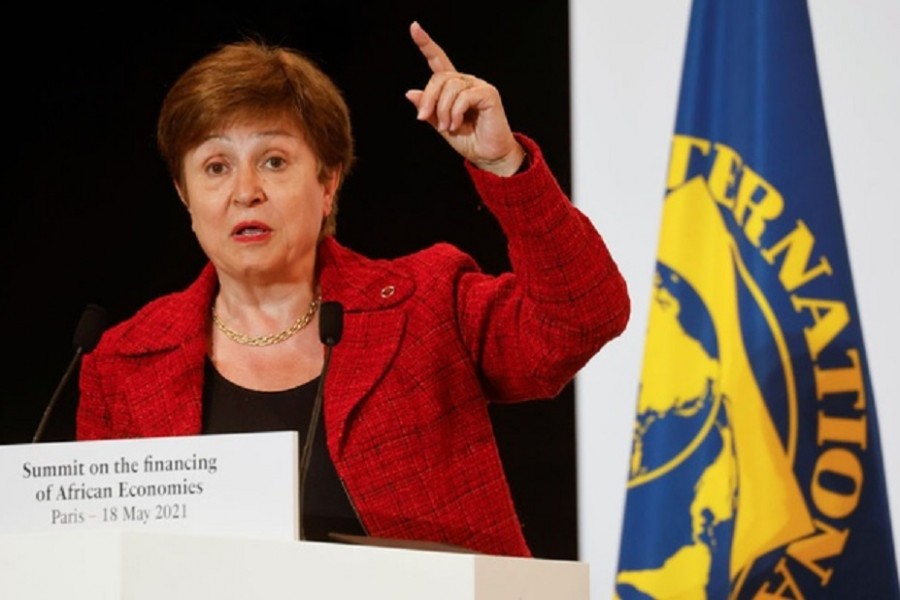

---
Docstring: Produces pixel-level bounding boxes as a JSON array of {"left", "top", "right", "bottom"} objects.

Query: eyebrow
[{"left": 202, "top": 128, "right": 300, "bottom": 144}]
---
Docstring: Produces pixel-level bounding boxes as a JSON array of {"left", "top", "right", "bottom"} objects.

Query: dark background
[{"left": 1, "top": 3, "right": 575, "bottom": 559}]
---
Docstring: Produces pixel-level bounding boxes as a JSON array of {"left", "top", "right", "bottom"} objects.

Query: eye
[
  {"left": 264, "top": 155, "right": 287, "bottom": 170},
  {"left": 204, "top": 161, "right": 229, "bottom": 176}
]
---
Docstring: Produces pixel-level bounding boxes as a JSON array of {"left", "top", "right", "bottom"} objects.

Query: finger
[
  {"left": 448, "top": 87, "right": 483, "bottom": 132},
  {"left": 435, "top": 77, "right": 478, "bottom": 132},
  {"left": 413, "top": 72, "right": 473, "bottom": 125},
  {"left": 407, "top": 83, "right": 477, "bottom": 136},
  {"left": 405, "top": 89, "right": 442, "bottom": 131},
  {"left": 404, "top": 89, "right": 430, "bottom": 122},
  {"left": 404, "top": 89, "right": 424, "bottom": 110},
  {"left": 410, "top": 21, "right": 457, "bottom": 74}
]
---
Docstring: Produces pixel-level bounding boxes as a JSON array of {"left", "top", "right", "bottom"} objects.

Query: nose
[{"left": 231, "top": 165, "right": 266, "bottom": 207}]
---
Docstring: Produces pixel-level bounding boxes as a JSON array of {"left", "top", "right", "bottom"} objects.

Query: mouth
[{"left": 231, "top": 221, "right": 272, "bottom": 239}]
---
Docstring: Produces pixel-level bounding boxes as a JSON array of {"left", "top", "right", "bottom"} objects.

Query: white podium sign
[{"left": 0, "top": 432, "right": 299, "bottom": 540}]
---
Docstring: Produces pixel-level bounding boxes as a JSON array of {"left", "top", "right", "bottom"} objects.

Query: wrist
[{"left": 473, "top": 142, "right": 527, "bottom": 177}]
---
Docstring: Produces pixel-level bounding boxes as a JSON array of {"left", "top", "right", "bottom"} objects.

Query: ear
[{"left": 321, "top": 166, "right": 342, "bottom": 217}]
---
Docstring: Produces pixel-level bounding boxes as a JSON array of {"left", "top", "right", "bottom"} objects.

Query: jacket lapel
[
  {"left": 317, "top": 238, "right": 414, "bottom": 453},
  {"left": 114, "top": 264, "right": 216, "bottom": 438}
]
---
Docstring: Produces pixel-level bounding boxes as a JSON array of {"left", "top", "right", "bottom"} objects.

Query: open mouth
[{"left": 232, "top": 222, "right": 272, "bottom": 238}]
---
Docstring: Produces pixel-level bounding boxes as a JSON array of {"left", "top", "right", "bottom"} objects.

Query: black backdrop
[{"left": 1, "top": 3, "right": 575, "bottom": 559}]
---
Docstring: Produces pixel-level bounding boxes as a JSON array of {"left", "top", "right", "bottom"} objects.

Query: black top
[{"left": 201, "top": 358, "right": 365, "bottom": 541}]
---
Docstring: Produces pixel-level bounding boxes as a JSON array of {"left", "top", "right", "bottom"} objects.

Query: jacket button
[{"left": 380, "top": 285, "right": 395, "bottom": 298}]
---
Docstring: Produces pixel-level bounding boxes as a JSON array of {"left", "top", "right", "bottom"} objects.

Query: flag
[{"left": 614, "top": 1, "right": 900, "bottom": 598}]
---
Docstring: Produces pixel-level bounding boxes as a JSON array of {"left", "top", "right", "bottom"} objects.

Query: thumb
[
  {"left": 405, "top": 89, "right": 423, "bottom": 111},
  {"left": 405, "top": 90, "right": 435, "bottom": 125}
]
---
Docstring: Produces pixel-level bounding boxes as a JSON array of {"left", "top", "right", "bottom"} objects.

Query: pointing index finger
[{"left": 410, "top": 21, "right": 456, "bottom": 73}]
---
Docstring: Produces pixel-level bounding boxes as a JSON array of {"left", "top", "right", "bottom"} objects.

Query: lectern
[
  {"left": 0, "top": 530, "right": 588, "bottom": 599},
  {"left": 1, "top": 433, "right": 588, "bottom": 598}
]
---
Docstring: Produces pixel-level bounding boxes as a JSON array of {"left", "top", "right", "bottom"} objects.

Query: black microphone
[
  {"left": 32, "top": 304, "right": 109, "bottom": 443},
  {"left": 318, "top": 301, "right": 344, "bottom": 347},
  {"left": 298, "top": 301, "right": 344, "bottom": 540}
]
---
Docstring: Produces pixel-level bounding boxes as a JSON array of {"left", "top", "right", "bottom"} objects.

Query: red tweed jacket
[{"left": 76, "top": 135, "right": 630, "bottom": 557}]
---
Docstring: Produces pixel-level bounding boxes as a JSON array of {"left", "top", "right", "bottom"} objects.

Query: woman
[{"left": 76, "top": 22, "right": 630, "bottom": 557}]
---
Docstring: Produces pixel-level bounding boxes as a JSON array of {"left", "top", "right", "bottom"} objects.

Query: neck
[
  {"left": 213, "top": 277, "right": 318, "bottom": 336},
  {"left": 212, "top": 292, "right": 321, "bottom": 348}
]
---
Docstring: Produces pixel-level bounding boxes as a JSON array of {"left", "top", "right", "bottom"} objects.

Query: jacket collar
[
  {"left": 317, "top": 236, "right": 415, "bottom": 311},
  {"left": 113, "top": 237, "right": 416, "bottom": 356}
]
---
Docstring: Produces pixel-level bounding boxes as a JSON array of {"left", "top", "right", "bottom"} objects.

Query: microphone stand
[
  {"left": 32, "top": 347, "right": 85, "bottom": 443},
  {"left": 32, "top": 304, "right": 108, "bottom": 443},
  {"left": 298, "top": 301, "right": 343, "bottom": 541}
]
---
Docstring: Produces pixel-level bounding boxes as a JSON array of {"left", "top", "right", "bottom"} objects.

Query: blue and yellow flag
[{"left": 614, "top": 1, "right": 900, "bottom": 598}]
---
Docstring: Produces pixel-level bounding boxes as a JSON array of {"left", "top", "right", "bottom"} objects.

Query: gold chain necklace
[{"left": 211, "top": 295, "right": 322, "bottom": 347}]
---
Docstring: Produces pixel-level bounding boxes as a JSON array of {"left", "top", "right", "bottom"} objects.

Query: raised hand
[{"left": 405, "top": 21, "right": 525, "bottom": 176}]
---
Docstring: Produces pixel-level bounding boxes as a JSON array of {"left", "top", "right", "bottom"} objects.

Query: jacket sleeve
[{"left": 456, "top": 133, "right": 630, "bottom": 401}]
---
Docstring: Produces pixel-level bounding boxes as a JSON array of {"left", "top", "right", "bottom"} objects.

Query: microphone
[
  {"left": 32, "top": 304, "right": 109, "bottom": 443},
  {"left": 298, "top": 301, "right": 344, "bottom": 540},
  {"left": 318, "top": 301, "right": 344, "bottom": 347}
]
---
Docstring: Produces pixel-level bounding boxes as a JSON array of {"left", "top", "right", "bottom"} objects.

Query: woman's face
[{"left": 178, "top": 117, "right": 337, "bottom": 284}]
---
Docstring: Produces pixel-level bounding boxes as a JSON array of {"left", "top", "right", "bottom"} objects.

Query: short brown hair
[{"left": 157, "top": 39, "right": 354, "bottom": 237}]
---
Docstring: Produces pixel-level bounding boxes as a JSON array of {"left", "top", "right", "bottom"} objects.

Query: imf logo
[{"left": 616, "top": 177, "right": 815, "bottom": 599}]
